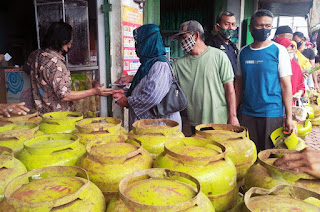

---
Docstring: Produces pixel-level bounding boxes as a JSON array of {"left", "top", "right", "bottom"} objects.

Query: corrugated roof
[{"left": 259, "top": 0, "right": 313, "bottom": 17}]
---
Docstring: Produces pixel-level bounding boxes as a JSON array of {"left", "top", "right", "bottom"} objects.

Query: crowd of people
[{"left": 1, "top": 9, "right": 320, "bottom": 177}]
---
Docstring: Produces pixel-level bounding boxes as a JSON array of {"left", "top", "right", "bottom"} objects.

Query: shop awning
[{"left": 259, "top": 0, "right": 313, "bottom": 17}]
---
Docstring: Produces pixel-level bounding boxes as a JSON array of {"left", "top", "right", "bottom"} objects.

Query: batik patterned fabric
[{"left": 25, "top": 49, "right": 72, "bottom": 114}]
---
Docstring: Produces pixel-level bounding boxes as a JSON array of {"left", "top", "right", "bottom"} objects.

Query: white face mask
[{"left": 181, "top": 34, "right": 196, "bottom": 53}]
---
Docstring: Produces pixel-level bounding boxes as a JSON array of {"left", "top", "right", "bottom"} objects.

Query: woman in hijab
[
  {"left": 112, "top": 24, "right": 182, "bottom": 129},
  {"left": 275, "top": 37, "right": 305, "bottom": 98}
]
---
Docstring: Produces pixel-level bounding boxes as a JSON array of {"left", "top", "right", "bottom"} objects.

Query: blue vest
[{"left": 240, "top": 44, "right": 284, "bottom": 117}]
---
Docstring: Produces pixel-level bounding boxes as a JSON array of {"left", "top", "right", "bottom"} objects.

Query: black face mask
[
  {"left": 62, "top": 47, "right": 71, "bottom": 57},
  {"left": 251, "top": 27, "right": 271, "bottom": 42},
  {"left": 297, "top": 41, "right": 303, "bottom": 48}
]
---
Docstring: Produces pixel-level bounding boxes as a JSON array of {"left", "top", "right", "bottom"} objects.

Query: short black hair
[
  {"left": 216, "top": 11, "right": 235, "bottom": 24},
  {"left": 293, "top": 31, "right": 304, "bottom": 39},
  {"left": 315, "top": 55, "right": 320, "bottom": 63},
  {"left": 43, "top": 21, "right": 73, "bottom": 51},
  {"left": 250, "top": 9, "right": 274, "bottom": 25},
  {"left": 275, "top": 25, "right": 292, "bottom": 35}
]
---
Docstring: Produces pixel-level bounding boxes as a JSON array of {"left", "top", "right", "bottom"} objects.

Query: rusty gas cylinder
[
  {"left": 153, "top": 137, "right": 237, "bottom": 212},
  {"left": 242, "top": 185, "right": 320, "bottom": 211},
  {"left": 0, "top": 166, "right": 106, "bottom": 211},
  {"left": 244, "top": 149, "right": 320, "bottom": 194},
  {"left": 0, "top": 123, "right": 39, "bottom": 155},
  {"left": 0, "top": 147, "right": 27, "bottom": 201},
  {"left": 0, "top": 110, "right": 42, "bottom": 126},
  {"left": 77, "top": 136, "right": 152, "bottom": 203},
  {"left": 39, "top": 111, "right": 83, "bottom": 133},
  {"left": 106, "top": 168, "right": 215, "bottom": 212},
  {"left": 75, "top": 117, "right": 127, "bottom": 146},
  {"left": 195, "top": 124, "right": 257, "bottom": 180},
  {"left": 17, "top": 133, "right": 85, "bottom": 171},
  {"left": 128, "top": 119, "right": 184, "bottom": 158}
]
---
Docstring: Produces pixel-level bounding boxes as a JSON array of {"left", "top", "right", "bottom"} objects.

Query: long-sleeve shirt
[
  {"left": 25, "top": 49, "right": 72, "bottom": 114},
  {"left": 127, "top": 61, "right": 182, "bottom": 130}
]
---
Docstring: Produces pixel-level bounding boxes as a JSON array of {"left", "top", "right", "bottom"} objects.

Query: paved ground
[{"left": 305, "top": 126, "right": 320, "bottom": 150}]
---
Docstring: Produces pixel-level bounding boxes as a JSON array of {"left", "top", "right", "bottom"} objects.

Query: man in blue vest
[
  {"left": 235, "top": 9, "right": 294, "bottom": 152},
  {"left": 206, "top": 11, "right": 238, "bottom": 76}
]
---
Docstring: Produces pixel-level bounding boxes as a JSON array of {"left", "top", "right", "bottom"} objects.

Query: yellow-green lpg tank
[
  {"left": 74, "top": 117, "right": 127, "bottom": 146},
  {"left": 17, "top": 134, "right": 85, "bottom": 171},
  {"left": 195, "top": 124, "right": 257, "bottom": 181},
  {"left": 153, "top": 137, "right": 237, "bottom": 212},
  {"left": 244, "top": 149, "right": 320, "bottom": 194},
  {"left": 242, "top": 185, "right": 320, "bottom": 212},
  {"left": 106, "top": 168, "right": 215, "bottom": 212},
  {"left": 0, "top": 123, "right": 39, "bottom": 156},
  {"left": 77, "top": 136, "right": 152, "bottom": 203},
  {"left": 297, "top": 119, "right": 312, "bottom": 139},
  {"left": 39, "top": 111, "right": 83, "bottom": 133},
  {"left": 128, "top": 119, "right": 184, "bottom": 158},
  {"left": 0, "top": 166, "right": 106, "bottom": 211},
  {"left": 0, "top": 147, "right": 27, "bottom": 201},
  {"left": 0, "top": 110, "right": 42, "bottom": 126}
]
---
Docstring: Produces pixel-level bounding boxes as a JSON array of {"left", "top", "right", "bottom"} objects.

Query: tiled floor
[{"left": 304, "top": 126, "right": 320, "bottom": 150}]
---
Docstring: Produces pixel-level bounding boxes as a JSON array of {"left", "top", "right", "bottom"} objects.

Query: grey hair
[{"left": 216, "top": 11, "right": 235, "bottom": 24}]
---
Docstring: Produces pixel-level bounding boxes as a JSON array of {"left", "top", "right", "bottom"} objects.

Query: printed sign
[{"left": 122, "top": 1, "right": 143, "bottom": 75}]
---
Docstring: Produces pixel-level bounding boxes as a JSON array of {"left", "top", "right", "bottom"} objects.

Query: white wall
[
  {"left": 227, "top": 0, "right": 241, "bottom": 26},
  {"left": 109, "top": 0, "right": 125, "bottom": 121}
]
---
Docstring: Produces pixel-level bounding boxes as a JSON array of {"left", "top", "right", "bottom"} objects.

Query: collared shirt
[
  {"left": 206, "top": 34, "right": 238, "bottom": 75},
  {"left": 25, "top": 49, "right": 72, "bottom": 114},
  {"left": 128, "top": 61, "right": 182, "bottom": 130}
]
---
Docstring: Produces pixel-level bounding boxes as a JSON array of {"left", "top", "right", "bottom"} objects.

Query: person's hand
[
  {"left": 93, "top": 83, "right": 113, "bottom": 96},
  {"left": 303, "top": 72, "right": 309, "bottom": 79},
  {"left": 115, "top": 96, "right": 129, "bottom": 107},
  {"left": 0, "top": 102, "right": 30, "bottom": 117},
  {"left": 284, "top": 117, "right": 294, "bottom": 133},
  {"left": 111, "top": 89, "right": 125, "bottom": 99},
  {"left": 228, "top": 115, "right": 240, "bottom": 126},
  {"left": 114, "top": 75, "right": 134, "bottom": 84},
  {"left": 273, "top": 148, "right": 320, "bottom": 178},
  {"left": 293, "top": 91, "right": 303, "bottom": 98}
]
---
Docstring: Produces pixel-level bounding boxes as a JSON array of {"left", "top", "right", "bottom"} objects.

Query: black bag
[{"left": 151, "top": 58, "right": 188, "bottom": 117}]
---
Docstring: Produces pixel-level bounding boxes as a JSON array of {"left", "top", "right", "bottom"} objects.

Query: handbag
[{"left": 151, "top": 57, "right": 188, "bottom": 117}]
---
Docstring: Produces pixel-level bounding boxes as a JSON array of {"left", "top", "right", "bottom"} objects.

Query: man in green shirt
[{"left": 172, "top": 20, "right": 239, "bottom": 133}]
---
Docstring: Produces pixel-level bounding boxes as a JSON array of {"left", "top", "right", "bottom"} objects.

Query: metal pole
[{"left": 34, "top": 0, "right": 40, "bottom": 49}]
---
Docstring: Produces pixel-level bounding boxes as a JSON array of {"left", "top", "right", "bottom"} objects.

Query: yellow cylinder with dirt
[
  {"left": 0, "top": 123, "right": 39, "bottom": 155},
  {"left": 0, "top": 166, "right": 106, "bottom": 211},
  {"left": 241, "top": 185, "right": 320, "bottom": 211},
  {"left": 0, "top": 146, "right": 27, "bottom": 201},
  {"left": 106, "top": 168, "right": 215, "bottom": 212},
  {"left": 17, "top": 133, "right": 85, "bottom": 171},
  {"left": 39, "top": 111, "right": 83, "bottom": 133},
  {"left": 195, "top": 124, "right": 257, "bottom": 180},
  {"left": 74, "top": 117, "right": 127, "bottom": 146},
  {"left": 153, "top": 137, "right": 237, "bottom": 212},
  {"left": 77, "top": 136, "right": 152, "bottom": 203},
  {"left": 128, "top": 119, "right": 184, "bottom": 158},
  {"left": 244, "top": 149, "right": 320, "bottom": 194},
  {"left": 0, "top": 110, "right": 42, "bottom": 126}
]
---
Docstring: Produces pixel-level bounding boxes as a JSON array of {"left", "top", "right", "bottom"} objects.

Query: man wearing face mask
[
  {"left": 24, "top": 21, "right": 111, "bottom": 114},
  {"left": 206, "top": 11, "right": 238, "bottom": 75},
  {"left": 235, "top": 10, "right": 293, "bottom": 152},
  {"left": 172, "top": 20, "right": 239, "bottom": 134},
  {"left": 293, "top": 31, "right": 318, "bottom": 91}
]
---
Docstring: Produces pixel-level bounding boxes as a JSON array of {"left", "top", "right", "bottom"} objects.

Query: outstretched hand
[
  {"left": 0, "top": 102, "right": 30, "bottom": 117},
  {"left": 273, "top": 148, "right": 320, "bottom": 178},
  {"left": 93, "top": 83, "right": 113, "bottom": 96}
]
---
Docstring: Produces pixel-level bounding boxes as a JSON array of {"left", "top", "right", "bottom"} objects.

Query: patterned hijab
[{"left": 127, "top": 24, "right": 167, "bottom": 96}]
